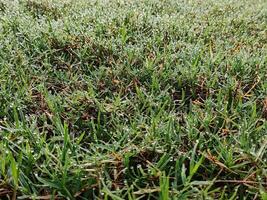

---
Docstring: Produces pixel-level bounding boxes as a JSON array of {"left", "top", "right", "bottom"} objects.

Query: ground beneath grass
[{"left": 0, "top": 0, "right": 267, "bottom": 199}]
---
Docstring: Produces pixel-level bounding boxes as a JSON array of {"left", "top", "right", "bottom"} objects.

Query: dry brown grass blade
[
  {"left": 263, "top": 97, "right": 267, "bottom": 119},
  {"left": 0, "top": 188, "right": 13, "bottom": 196},
  {"left": 202, "top": 150, "right": 237, "bottom": 174},
  {"left": 214, "top": 180, "right": 267, "bottom": 186}
]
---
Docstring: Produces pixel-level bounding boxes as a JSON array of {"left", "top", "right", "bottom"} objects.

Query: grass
[{"left": 0, "top": 0, "right": 266, "bottom": 199}]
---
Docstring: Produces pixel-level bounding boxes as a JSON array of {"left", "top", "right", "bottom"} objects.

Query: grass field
[{"left": 0, "top": 0, "right": 266, "bottom": 199}]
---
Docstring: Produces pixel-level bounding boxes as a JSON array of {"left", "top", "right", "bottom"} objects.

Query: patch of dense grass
[{"left": 0, "top": 0, "right": 266, "bottom": 199}]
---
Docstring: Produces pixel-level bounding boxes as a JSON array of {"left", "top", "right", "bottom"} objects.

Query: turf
[{"left": 0, "top": 0, "right": 266, "bottom": 199}]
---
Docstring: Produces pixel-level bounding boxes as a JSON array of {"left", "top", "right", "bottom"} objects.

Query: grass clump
[
  {"left": 22, "top": 0, "right": 69, "bottom": 20},
  {"left": 0, "top": 0, "right": 266, "bottom": 199}
]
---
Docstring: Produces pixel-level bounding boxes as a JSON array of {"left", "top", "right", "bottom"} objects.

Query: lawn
[{"left": 0, "top": 0, "right": 266, "bottom": 199}]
